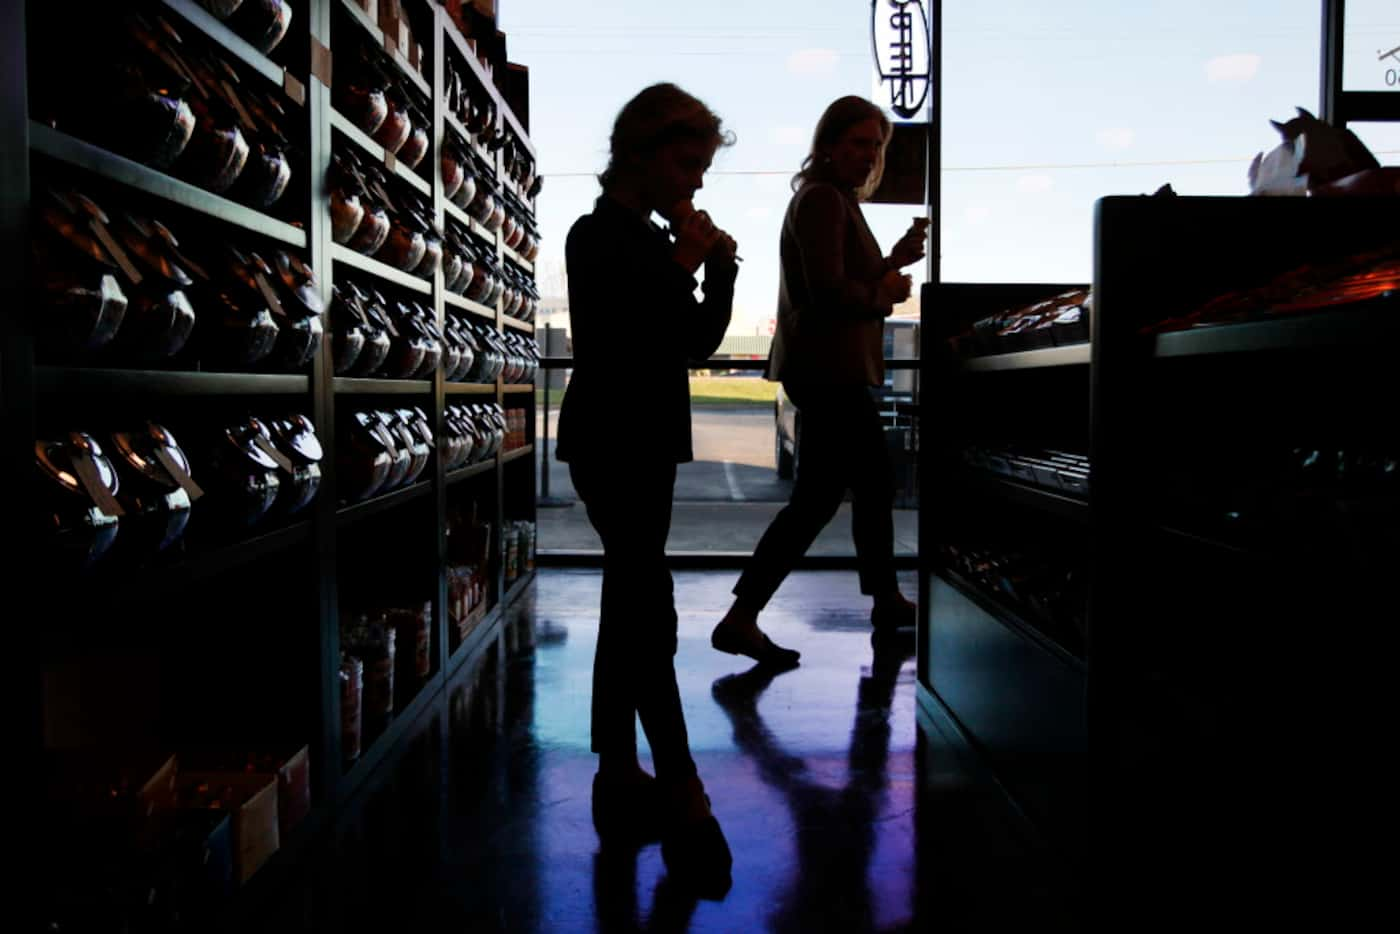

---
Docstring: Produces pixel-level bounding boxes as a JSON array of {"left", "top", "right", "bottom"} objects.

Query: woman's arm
[
  {"left": 793, "top": 184, "right": 898, "bottom": 321},
  {"left": 684, "top": 254, "right": 736, "bottom": 362}
]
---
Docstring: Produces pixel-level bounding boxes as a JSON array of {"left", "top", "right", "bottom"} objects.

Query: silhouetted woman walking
[{"left": 713, "top": 96, "right": 926, "bottom": 667}]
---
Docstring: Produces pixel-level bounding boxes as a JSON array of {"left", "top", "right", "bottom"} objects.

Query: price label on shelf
[
  {"left": 70, "top": 448, "right": 124, "bottom": 518},
  {"left": 252, "top": 434, "right": 296, "bottom": 474},
  {"left": 89, "top": 219, "right": 143, "bottom": 287},
  {"left": 153, "top": 446, "right": 205, "bottom": 501},
  {"left": 283, "top": 70, "right": 306, "bottom": 106},
  {"left": 253, "top": 269, "right": 288, "bottom": 318},
  {"left": 311, "top": 37, "right": 333, "bottom": 89},
  {"left": 222, "top": 80, "right": 259, "bottom": 134}
]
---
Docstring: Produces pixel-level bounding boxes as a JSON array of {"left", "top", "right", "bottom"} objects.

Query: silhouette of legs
[{"left": 719, "top": 384, "right": 911, "bottom": 662}]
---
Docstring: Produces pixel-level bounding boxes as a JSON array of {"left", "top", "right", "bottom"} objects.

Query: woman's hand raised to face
[{"left": 671, "top": 205, "right": 725, "bottom": 275}]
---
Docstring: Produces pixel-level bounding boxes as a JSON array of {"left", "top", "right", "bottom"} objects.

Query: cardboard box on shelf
[
  {"left": 46, "top": 749, "right": 179, "bottom": 819},
  {"left": 177, "top": 772, "right": 280, "bottom": 885},
  {"left": 182, "top": 746, "right": 311, "bottom": 839}
]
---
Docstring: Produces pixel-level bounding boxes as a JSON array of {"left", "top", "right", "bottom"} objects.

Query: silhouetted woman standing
[{"left": 555, "top": 83, "right": 738, "bottom": 894}]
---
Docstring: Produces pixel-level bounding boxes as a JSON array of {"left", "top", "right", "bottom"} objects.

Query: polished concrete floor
[{"left": 413, "top": 568, "right": 1076, "bottom": 932}]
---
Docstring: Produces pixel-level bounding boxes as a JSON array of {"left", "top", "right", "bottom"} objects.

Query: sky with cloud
[{"left": 503, "top": 0, "right": 1399, "bottom": 337}]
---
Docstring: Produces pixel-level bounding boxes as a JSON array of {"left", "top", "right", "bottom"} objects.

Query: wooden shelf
[
  {"left": 337, "top": 0, "right": 432, "bottom": 99},
  {"left": 964, "top": 473, "right": 1090, "bottom": 524},
  {"left": 446, "top": 568, "right": 535, "bottom": 681},
  {"left": 500, "top": 103, "right": 536, "bottom": 159},
  {"left": 330, "top": 109, "right": 433, "bottom": 197},
  {"left": 442, "top": 12, "right": 535, "bottom": 161},
  {"left": 336, "top": 670, "right": 442, "bottom": 805},
  {"left": 959, "top": 343, "right": 1090, "bottom": 372},
  {"left": 443, "top": 112, "right": 494, "bottom": 167},
  {"left": 444, "top": 200, "right": 498, "bottom": 245},
  {"left": 446, "top": 460, "right": 495, "bottom": 484},
  {"left": 333, "top": 377, "right": 433, "bottom": 394},
  {"left": 502, "top": 384, "right": 533, "bottom": 394},
  {"left": 54, "top": 522, "right": 314, "bottom": 618},
  {"left": 445, "top": 381, "right": 497, "bottom": 395},
  {"left": 1151, "top": 301, "right": 1400, "bottom": 359},
  {"left": 936, "top": 567, "right": 1085, "bottom": 671},
  {"left": 36, "top": 367, "right": 309, "bottom": 396},
  {"left": 503, "top": 569, "right": 535, "bottom": 607},
  {"left": 442, "top": 16, "right": 497, "bottom": 112},
  {"left": 331, "top": 243, "right": 433, "bottom": 295},
  {"left": 502, "top": 315, "right": 534, "bottom": 333},
  {"left": 158, "top": 0, "right": 295, "bottom": 90},
  {"left": 228, "top": 803, "right": 328, "bottom": 921},
  {"left": 30, "top": 123, "right": 307, "bottom": 247},
  {"left": 501, "top": 444, "right": 533, "bottom": 464},
  {"left": 336, "top": 481, "right": 433, "bottom": 526},
  {"left": 503, "top": 246, "right": 534, "bottom": 273},
  {"left": 445, "top": 291, "right": 498, "bottom": 321}
]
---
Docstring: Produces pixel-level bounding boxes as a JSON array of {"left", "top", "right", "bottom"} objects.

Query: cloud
[
  {"left": 1206, "top": 53, "right": 1261, "bottom": 82},
  {"left": 965, "top": 205, "right": 992, "bottom": 225},
  {"left": 771, "top": 126, "right": 808, "bottom": 147},
  {"left": 746, "top": 206, "right": 774, "bottom": 220},
  {"left": 1017, "top": 175, "right": 1055, "bottom": 194},
  {"left": 1096, "top": 128, "right": 1135, "bottom": 149},
  {"left": 787, "top": 48, "right": 840, "bottom": 76}
]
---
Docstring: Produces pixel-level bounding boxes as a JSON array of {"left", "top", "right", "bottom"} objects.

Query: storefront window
[
  {"left": 942, "top": 0, "right": 1324, "bottom": 283},
  {"left": 1344, "top": 0, "right": 1400, "bottom": 92}
]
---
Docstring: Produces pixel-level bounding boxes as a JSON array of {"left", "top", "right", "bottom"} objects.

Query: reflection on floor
[
  {"left": 387, "top": 569, "right": 1076, "bottom": 932},
  {"left": 538, "top": 503, "right": 920, "bottom": 557}
]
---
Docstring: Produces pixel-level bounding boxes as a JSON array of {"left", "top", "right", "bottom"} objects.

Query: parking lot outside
[{"left": 535, "top": 404, "right": 918, "bottom": 556}]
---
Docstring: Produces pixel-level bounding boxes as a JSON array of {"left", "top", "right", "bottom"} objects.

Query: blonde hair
[
  {"left": 599, "top": 83, "right": 735, "bottom": 190},
  {"left": 792, "top": 96, "right": 892, "bottom": 201}
]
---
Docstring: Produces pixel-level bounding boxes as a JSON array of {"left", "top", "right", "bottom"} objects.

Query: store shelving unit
[
  {"left": 36, "top": 366, "right": 312, "bottom": 396},
  {"left": 500, "top": 444, "right": 533, "bottom": 465},
  {"left": 444, "top": 290, "right": 498, "bottom": 321},
  {"left": 10, "top": 1, "right": 540, "bottom": 924},
  {"left": 332, "top": 376, "right": 434, "bottom": 395},
  {"left": 158, "top": 0, "right": 292, "bottom": 87},
  {"left": 330, "top": 241, "right": 434, "bottom": 294},
  {"left": 918, "top": 196, "right": 1400, "bottom": 906},
  {"left": 335, "top": 480, "right": 434, "bottom": 526},
  {"left": 329, "top": 109, "right": 433, "bottom": 196},
  {"left": 30, "top": 122, "right": 309, "bottom": 248}
]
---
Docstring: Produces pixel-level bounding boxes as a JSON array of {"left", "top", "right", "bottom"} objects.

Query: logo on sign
[
  {"left": 871, "top": 0, "right": 931, "bottom": 120},
  {"left": 1381, "top": 43, "right": 1400, "bottom": 87}
]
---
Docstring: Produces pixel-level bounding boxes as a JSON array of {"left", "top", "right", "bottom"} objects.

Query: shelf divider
[
  {"left": 37, "top": 367, "right": 309, "bottom": 396},
  {"left": 30, "top": 123, "right": 308, "bottom": 248},
  {"left": 331, "top": 243, "right": 433, "bottom": 295},
  {"left": 330, "top": 109, "right": 433, "bottom": 197}
]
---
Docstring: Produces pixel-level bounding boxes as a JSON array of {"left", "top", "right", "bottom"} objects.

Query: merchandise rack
[
  {"left": 7, "top": 0, "right": 540, "bottom": 922},
  {"left": 158, "top": 0, "right": 293, "bottom": 88},
  {"left": 29, "top": 122, "right": 309, "bottom": 248},
  {"left": 917, "top": 196, "right": 1400, "bottom": 902}
]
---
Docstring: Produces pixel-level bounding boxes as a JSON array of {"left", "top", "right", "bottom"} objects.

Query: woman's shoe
[
  {"left": 870, "top": 596, "right": 916, "bottom": 631},
  {"left": 659, "top": 777, "right": 733, "bottom": 898},
  {"left": 592, "top": 771, "right": 662, "bottom": 846},
  {"left": 711, "top": 623, "right": 801, "bottom": 669}
]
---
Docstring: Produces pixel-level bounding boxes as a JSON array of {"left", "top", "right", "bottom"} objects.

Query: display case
[
  {"left": 918, "top": 195, "right": 1400, "bottom": 919},
  {"left": 8, "top": 1, "right": 539, "bottom": 924}
]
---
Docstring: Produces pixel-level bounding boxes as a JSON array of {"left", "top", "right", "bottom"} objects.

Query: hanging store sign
[{"left": 871, "top": 0, "right": 931, "bottom": 120}]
